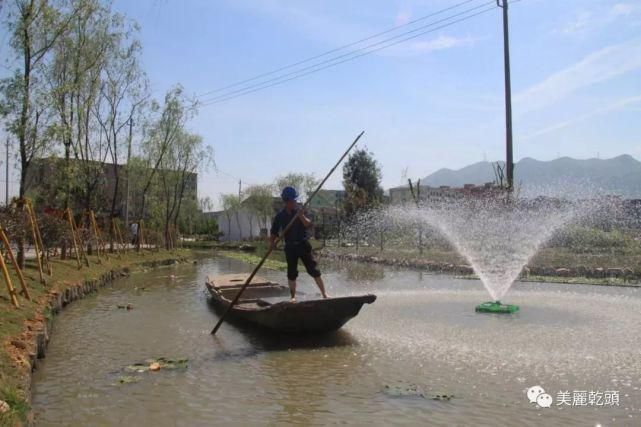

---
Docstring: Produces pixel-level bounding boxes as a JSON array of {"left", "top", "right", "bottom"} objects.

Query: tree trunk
[
  {"left": 17, "top": 16, "right": 32, "bottom": 269},
  {"left": 109, "top": 165, "right": 119, "bottom": 252}
]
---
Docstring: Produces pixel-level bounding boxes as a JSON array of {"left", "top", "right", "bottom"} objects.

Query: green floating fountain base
[{"left": 475, "top": 301, "right": 519, "bottom": 314}]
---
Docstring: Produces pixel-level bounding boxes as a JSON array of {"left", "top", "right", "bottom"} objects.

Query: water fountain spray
[{"left": 374, "top": 193, "right": 586, "bottom": 313}]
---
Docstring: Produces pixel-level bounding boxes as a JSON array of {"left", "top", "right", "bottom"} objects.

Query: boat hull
[{"left": 206, "top": 275, "right": 376, "bottom": 333}]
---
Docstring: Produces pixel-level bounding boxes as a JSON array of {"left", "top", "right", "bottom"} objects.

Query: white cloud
[
  {"left": 409, "top": 35, "right": 477, "bottom": 52},
  {"left": 395, "top": 10, "right": 412, "bottom": 26},
  {"left": 515, "top": 38, "right": 641, "bottom": 113},
  {"left": 560, "top": 10, "right": 592, "bottom": 35},
  {"left": 610, "top": 2, "right": 640, "bottom": 18},
  {"left": 554, "top": 3, "right": 641, "bottom": 36},
  {"left": 521, "top": 95, "right": 641, "bottom": 140}
]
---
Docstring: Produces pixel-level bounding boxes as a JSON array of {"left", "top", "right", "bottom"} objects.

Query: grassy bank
[
  {"left": 0, "top": 249, "right": 191, "bottom": 426},
  {"left": 219, "top": 251, "right": 287, "bottom": 271},
  {"left": 192, "top": 240, "right": 325, "bottom": 268},
  {"left": 326, "top": 245, "right": 641, "bottom": 275},
  {"left": 455, "top": 273, "right": 640, "bottom": 287}
]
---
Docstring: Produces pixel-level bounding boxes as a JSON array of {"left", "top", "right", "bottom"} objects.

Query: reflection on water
[{"left": 31, "top": 256, "right": 641, "bottom": 426}]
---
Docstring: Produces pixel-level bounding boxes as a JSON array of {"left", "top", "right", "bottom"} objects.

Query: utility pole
[
  {"left": 238, "top": 179, "right": 242, "bottom": 202},
  {"left": 124, "top": 118, "right": 133, "bottom": 228},
  {"left": 497, "top": 0, "right": 514, "bottom": 190},
  {"left": 5, "top": 138, "right": 9, "bottom": 206}
]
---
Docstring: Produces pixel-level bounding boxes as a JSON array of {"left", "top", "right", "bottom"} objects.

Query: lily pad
[
  {"left": 116, "top": 375, "right": 140, "bottom": 385},
  {"left": 383, "top": 383, "right": 455, "bottom": 401},
  {"left": 383, "top": 383, "right": 425, "bottom": 398},
  {"left": 430, "top": 393, "right": 455, "bottom": 401},
  {"left": 124, "top": 363, "right": 149, "bottom": 373},
  {"left": 126, "top": 357, "right": 189, "bottom": 373}
]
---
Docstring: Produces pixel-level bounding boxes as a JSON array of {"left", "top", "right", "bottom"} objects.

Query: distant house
[
  {"left": 211, "top": 189, "right": 347, "bottom": 241},
  {"left": 210, "top": 195, "right": 280, "bottom": 241},
  {"left": 388, "top": 183, "right": 498, "bottom": 205},
  {"left": 25, "top": 156, "right": 197, "bottom": 219}
]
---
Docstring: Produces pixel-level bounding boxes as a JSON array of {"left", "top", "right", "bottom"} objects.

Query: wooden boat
[{"left": 206, "top": 273, "right": 376, "bottom": 333}]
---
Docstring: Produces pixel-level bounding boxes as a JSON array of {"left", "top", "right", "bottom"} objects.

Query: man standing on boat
[{"left": 270, "top": 186, "right": 329, "bottom": 302}]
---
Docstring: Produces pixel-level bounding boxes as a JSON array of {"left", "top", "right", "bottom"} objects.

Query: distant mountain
[{"left": 421, "top": 155, "right": 641, "bottom": 198}]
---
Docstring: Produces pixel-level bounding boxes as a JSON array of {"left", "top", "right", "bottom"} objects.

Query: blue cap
[{"left": 281, "top": 186, "right": 298, "bottom": 201}]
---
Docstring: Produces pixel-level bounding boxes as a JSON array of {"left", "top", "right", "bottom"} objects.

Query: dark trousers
[{"left": 284, "top": 240, "right": 321, "bottom": 280}]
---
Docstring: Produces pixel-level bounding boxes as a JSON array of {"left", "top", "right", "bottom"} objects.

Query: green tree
[
  {"left": 137, "top": 85, "right": 195, "bottom": 250},
  {"left": 275, "top": 172, "right": 318, "bottom": 202},
  {"left": 342, "top": 148, "right": 383, "bottom": 216},
  {"left": 191, "top": 197, "right": 217, "bottom": 236},
  {"left": 244, "top": 184, "right": 274, "bottom": 236},
  {"left": 158, "top": 130, "right": 213, "bottom": 248},
  {"left": 92, "top": 8, "right": 147, "bottom": 250},
  {"left": 1, "top": 0, "right": 73, "bottom": 266},
  {"left": 220, "top": 193, "right": 240, "bottom": 241},
  {"left": 48, "top": 0, "right": 109, "bottom": 216}
]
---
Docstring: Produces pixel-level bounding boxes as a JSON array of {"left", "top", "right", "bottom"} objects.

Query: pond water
[{"left": 31, "top": 255, "right": 641, "bottom": 426}]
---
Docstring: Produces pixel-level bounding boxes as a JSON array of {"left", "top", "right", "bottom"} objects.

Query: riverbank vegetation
[
  {"left": 0, "top": 0, "right": 215, "bottom": 257},
  {"left": 0, "top": 249, "right": 190, "bottom": 425},
  {"left": 200, "top": 226, "right": 641, "bottom": 283}
]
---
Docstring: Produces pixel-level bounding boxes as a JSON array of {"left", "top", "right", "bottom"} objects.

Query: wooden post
[
  {"left": 119, "top": 222, "right": 126, "bottom": 253},
  {"left": 110, "top": 220, "right": 121, "bottom": 258},
  {"left": 28, "top": 202, "right": 52, "bottom": 276},
  {"left": 0, "top": 247, "right": 19, "bottom": 307},
  {"left": 0, "top": 226, "right": 30, "bottom": 301},
  {"left": 113, "top": 221, "right": 120, "bottom": 253},
  {"left": 87, "top": 211, "right": 100, "bottom": 258},
  {"left": 90, "top": 210, "right": 108, "bottom": 260},
  {"left": 66, "top": 208, "right": 82, "bottom": 269},
  {"left": 139, "top": 220, "right": 146, "bottom": 255},
  {"left": 72, "top": 211, "right": 90, "bottom": 267},
  {"left": 26, "top": 202, "right": 45, "bottom": 284},
  {"left": 115, "top": 221, "right": 127, "bottom": 253}
]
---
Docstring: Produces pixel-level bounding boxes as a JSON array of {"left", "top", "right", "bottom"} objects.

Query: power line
[
  {"left": 200, "top": 1, "right": 494, "bottom": 104},
  {"left": 200, "top": 3, "right": 497, "bottom": 107},
  {"left": 197, "top": 0, "right": 482, "bottom": 98},
  {"left": 200, "top": 1, "right": 494, "bottom": 105}
]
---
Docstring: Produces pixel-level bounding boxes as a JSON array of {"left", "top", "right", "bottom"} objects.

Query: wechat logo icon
[{"left": 527, "top": 385, "right": 553, "bottom": 408}]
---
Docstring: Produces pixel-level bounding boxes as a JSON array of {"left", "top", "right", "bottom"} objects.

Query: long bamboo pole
[
  {"left": 66, "top": 208, "right": 82, "bottom": 269},
  {"left": 211, "top": 131, "right": 364, "bottom": 335},
  {"left": 90, "top": 210, "right": 108, "bottom": 260},
  {"left": 139, "top": 220, "right": 146, "bottom": 254},
  {"left": 0, "top": 226, "right": 31, "bottom": 300},
  {"left": 29, "top": 202, "right": 51, "bottom": 276},
  {"left": 26, "top": 202, "right": 45, "bottom": 284},
  {"left": 71, "top": 211, "right": 90, "bottom": 267},
  {"left": 111, "top": 220, "right": 122, "bottom": 258},
  {"left": 115, "top": 221, "right": 126, "bottom": 253},
  {"left": 0, "top": 246, "right": 19, "bottom": 307},
  {"left": 86, "top": 211, "right": 100, "bottom": 258}
]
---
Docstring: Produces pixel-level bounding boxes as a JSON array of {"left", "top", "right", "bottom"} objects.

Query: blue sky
[{"left": 4, "top": 0, "right": 641, "bottom": 207}]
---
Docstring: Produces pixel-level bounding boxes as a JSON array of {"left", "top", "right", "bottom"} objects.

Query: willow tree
[
  {"left": 46, "top": 0, "right": 117, "bottom": 257},
  {"left": 93, "top": 12, "right": 147, "bottom": 251},
  {"left": 245, "top": 184, "right": 275, "bottom": 236},
  {"left": 275, "top": 173, "right": 318, "bottom": 202},
  {"left": 136, "top": 85, "right": 195, "bottom": 250},
  {"left": 157, "top": 130, "right": 212, "bottom": 249},
  {"left": 1, "top": 0, "right": 72, "bottom": 266}
]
